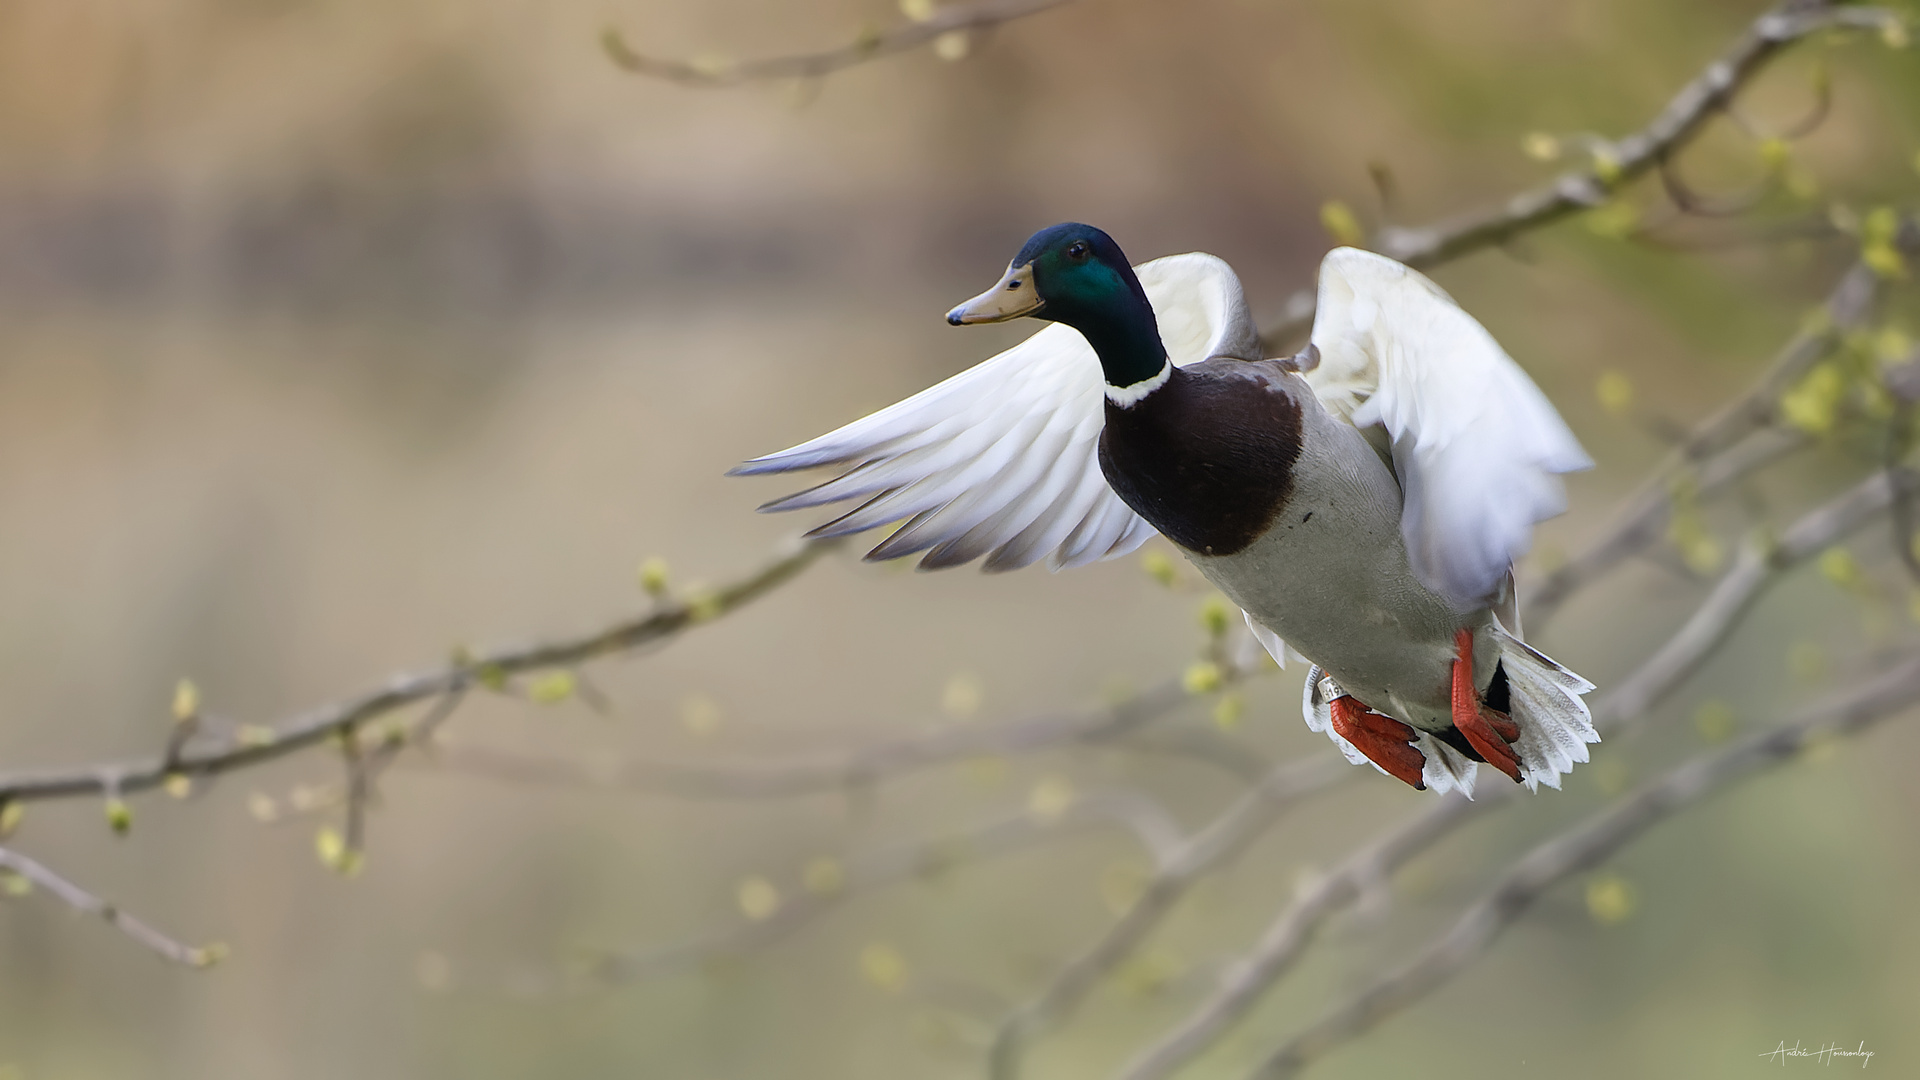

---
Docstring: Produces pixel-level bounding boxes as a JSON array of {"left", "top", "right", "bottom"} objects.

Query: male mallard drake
[{"left": 734, "top": 224, "right": 1597, "bottom": 796}]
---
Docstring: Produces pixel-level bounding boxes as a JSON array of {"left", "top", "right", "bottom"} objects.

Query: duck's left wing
[
  {"left": 733, "top": 253, "right": 1263, "bottom": 572},
  {"left": 1306, "top": 248, "right": 1591, "bottom": 610}
]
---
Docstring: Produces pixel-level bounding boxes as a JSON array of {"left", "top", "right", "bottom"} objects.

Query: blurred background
[{"left": 1, "top": 0, "right": 1918, "bottom": 1077}]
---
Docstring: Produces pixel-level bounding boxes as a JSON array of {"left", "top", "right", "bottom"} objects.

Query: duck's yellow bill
[{"left": 946, "top": 263, "right": 1044, "bottom": 325}]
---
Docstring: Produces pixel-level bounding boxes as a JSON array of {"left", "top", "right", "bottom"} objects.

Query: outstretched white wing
[
  {"left": 733, "top": 253, "right": 1263, "bottom": 572},
  {"left": 1307, "top": 247, "right": 1591, "bottom": 609}
]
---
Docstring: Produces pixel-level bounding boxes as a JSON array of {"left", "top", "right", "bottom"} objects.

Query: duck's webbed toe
[
  {"left": 1303, "top": 665, "right": 1483, "bottom": 796},
  {"left": 1328, "top": 695, "right": 1427, "bottom": 791},
  {"left": 1451, "top": 627, "right": 1529, "bottom": 783}
]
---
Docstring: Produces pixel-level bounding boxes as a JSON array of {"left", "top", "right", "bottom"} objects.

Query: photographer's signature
[{"left": 1760, "top": 1040, "right": 1874, "bottom": 1068}]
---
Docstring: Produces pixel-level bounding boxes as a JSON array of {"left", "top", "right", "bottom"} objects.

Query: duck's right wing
[
  {"left": 1305, "top": 248, "right": 1591, "bottom": 610},
  {"left": 731, "top": 253, "right": 1263, "bottom": 573}
]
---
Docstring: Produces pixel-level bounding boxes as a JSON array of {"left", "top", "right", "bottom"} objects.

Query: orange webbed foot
[
  {"left": 1453, "top": 628, "right": 1522, "bottom": 783},
  {"left": 1329, "top": 695, "right": 1427, "bottom": 790}
]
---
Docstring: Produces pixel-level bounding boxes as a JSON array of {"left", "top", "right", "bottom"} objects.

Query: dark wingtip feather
[
  {"left": 979, "top": 550, "right": 1035, "bottom": 574},
  {"left": 861, "top": 543, "right": 908, "bottom": 564},
  {"left": 915, "top": 538, "right": 987, "bottom": 572},
  {"left": 730, "top": 447, "right": 868, "bottom": 478},
  {"left": 728, "top": 457, "right": 792, "bottom": 477},
  {"left": 858, "top": 509, "right": 953, "bottom": 565},
  {"left": 801, "top": 491, "right": 907, "bottom": 541},
  {"left": 805, "top": 519, "right": 874, "bottom": 540},
  {"left": 756, "top": 467, "right": 893, "bottom": 514}
]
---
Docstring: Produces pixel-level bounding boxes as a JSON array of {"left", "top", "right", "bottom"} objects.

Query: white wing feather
[
  {"left": 733, "top": 253, "right": 1263, "bottom": 571},
  {"left": 1306, "top": 248, "right": 1591, "bottom": 609}
]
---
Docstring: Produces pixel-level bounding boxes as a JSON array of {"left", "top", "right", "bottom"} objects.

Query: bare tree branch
[
  {"left": 1885, "top": 349, "right": 1920, "bottom": 580},
  {"left": 412, "top": 615, "right": 1278, "bottom": 799},
  {"left": 589, "top": 790, "right": 1184, "bottom": 983},
  {"left": 1113, "top": 793, "right": 1486, "bottom": 1080},
  {"left": 0, "top": 846, "right": 225, "bottom": 968},
  {"left": 1248, "top": 652, "right": 1920, "bottom": 1079},
  {"left": 0, "top": 537, "right": 838, "bottom": 809},
  {"left": 409, "top": 666, "right": 1291, "bottom": 994},
  {"left": 1598, "top": 469, "right": 1916, "bottom": 725},
  {"left": 1114, "top": 726, "right": 1278, "bottom": 785},
  {"left": 934, "top": 447, "right": 1894, "bottom": 1074},
  {"left": 416, "top": 672, "right": 1220, "bottom": 800},
  {"left": 1526, "top": 241, "right": 1908, "bottom": 628},
  {"left": 988, "top": 757, "right": 1349, "bottom": 1080},
  {"left": 1374, "top": 4, "right": 1900, "bottom": 267},
  {"left": 603, "top": 0, "right": 1080, "bottom": 87},
  {"left": 1113, "top": 465, "right": 1911, "bottom": 1080},
  {"left": 1258, "top": 2, "right": 1905, "bottom": 349}
]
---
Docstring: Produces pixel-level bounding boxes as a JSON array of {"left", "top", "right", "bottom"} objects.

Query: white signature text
[{"left": 1759, "top": 1041, "right": 1874, "bottom": 1068}]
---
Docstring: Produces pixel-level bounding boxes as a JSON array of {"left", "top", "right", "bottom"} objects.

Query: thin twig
[
  {"left": 1113, "top": 727, "right": 1276, "bottom": 785},
  {"left": 603, "top": 0, "right": 1079, "bottom": 87},
  {"left": 1623, "top": 214, "right": 1840, "bottom": 254},
  {"left": 1728, "top": 54, "right": 1833, "bottom": 141},
  {"left": 1113, "top": 794, "right": 1485, "bottom": 1080},
  {"left": 589, "top": 791, "right": 1184, "bottom": 983},
  {"left": 1257, "top": 2, "right": 1903, "bottom": 349},
  {"left": 1597, "top": 471, "right": 1915, "bottom": 725},
  {"left": 365, "top": 689, "right": 465, "bottom": 781},
  {"left": 1884, "top": 350, "right": 1920, "bottom": 580},
  {"left": 1654, "top": 152, "right": 1774, "bottom": 219},
  {"left": 412, "top": 635, "right": 1273, "bottom": 799},
  {"left": 1248, "top": 652, "right": 1920, "bottom": 1079},
  {"left": 339, "top": 728, "right": 370, "bottom": 872},
  {"left": 1374, "top": 4, "right": 1899, "bottom": 266},
  {"left": 0, "top": 846, "right": 224, "bottom": 968},
  {"left": 0, "top": 538, "right": 838, "bottom": 807},
  {"left": 496, "top": 666, "right": 1281, "bottom": 994},
  {"left": 417, "top": 678, "right": 1198, "bottom": 800},
  {"left": 1525, "top": 252, "right": 1890, "bottom": 628},
  {"left": 988, "top": 757, "right": 1349, "bottom": 1080}
]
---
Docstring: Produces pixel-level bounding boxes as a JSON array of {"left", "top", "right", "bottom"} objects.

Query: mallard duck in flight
[{"left": 733, "top": 224, "right": 1598, "bottom": 796}]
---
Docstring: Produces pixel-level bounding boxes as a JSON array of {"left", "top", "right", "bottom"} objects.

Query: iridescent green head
[{"left": 947, "top": 223, "right": 1168, "bottom": 389}]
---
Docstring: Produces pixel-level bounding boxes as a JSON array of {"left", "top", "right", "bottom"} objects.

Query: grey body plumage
[{"left": 1098, "top": 352, "right": 1493, "bottom": 732}]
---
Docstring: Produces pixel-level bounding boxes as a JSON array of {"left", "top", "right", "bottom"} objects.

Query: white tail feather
[
  {"left": 1492, "top": 625, "right": 1599, "bottom": 791},
  {"left": 1413, "top": 732, "right": 1479, "bottom": 798},
  {"left": 1299, "top": 631, "right": 1596, "bottom": 797}
]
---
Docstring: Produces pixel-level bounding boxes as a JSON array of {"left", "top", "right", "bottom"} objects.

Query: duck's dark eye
[{"left": 1066, "top": 241, "right": 1090, "bottom": 260}]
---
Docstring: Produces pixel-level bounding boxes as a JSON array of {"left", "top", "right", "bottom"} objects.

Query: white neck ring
[{"left": 1104, "top": 362, "right": 1172, "bottom": 408}]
